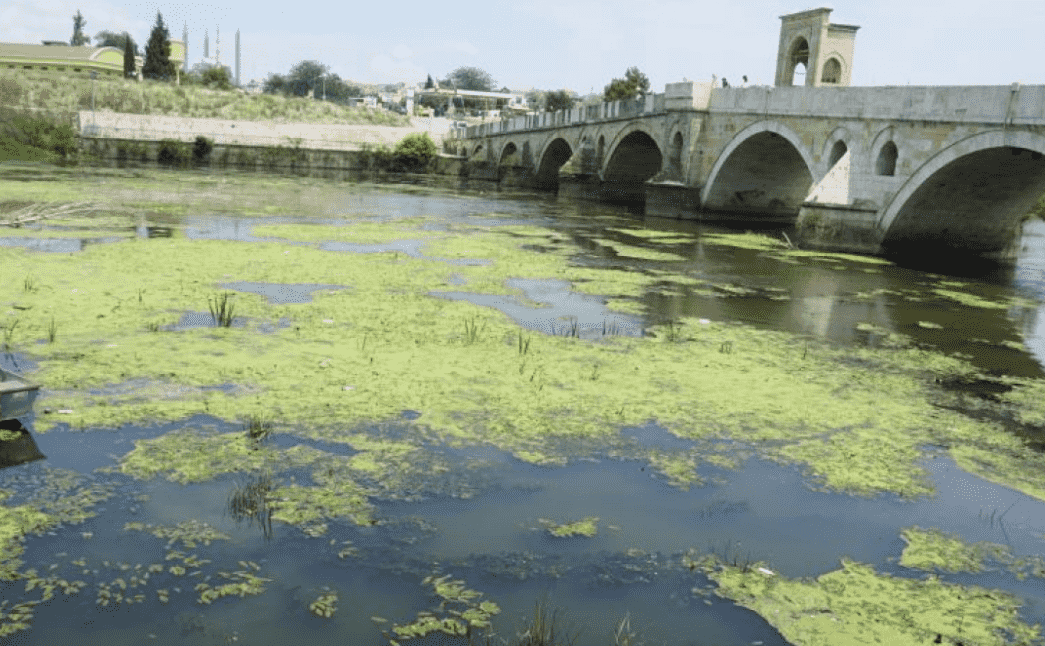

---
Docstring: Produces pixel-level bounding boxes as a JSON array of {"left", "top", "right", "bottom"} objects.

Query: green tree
[
  {"left": 95, "top": 30, "right": 139, "bottom": 55},
  {"left": 443, "top": 66, "right": 495, "bottom": 92},
  {"left": 603, "top": 67, "right": 650, "bottom": 101},
  {"left": 142, "top": 12, "right": 175, "bottom": 81},
  {"left": 286, "top": 60, "right": 330, "bottom": 97},
  {"left": 123, "top": 36, "right": 135, "bottom": 78},
  {"left": 319, "top": 74, "right": 362, "bottom": 104},
  {"left": 71, "top": 10, "right": 90, "bottom": 46},
  {"left": 545, "top": 90, "right": 574, "bottom": 113},
  {"left": 262, "top": 73, "right": 287, "bottom": 95},
  {"left": 200, "top": 66, "right": 232, "bottom": 90},
  {"left": 424, "top": 74, "right": 435, "bottom": 89},
  {"left": 393, "top": 132, "right": 437, "bottom": 172}
]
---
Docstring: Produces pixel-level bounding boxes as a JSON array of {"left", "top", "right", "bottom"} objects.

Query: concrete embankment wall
[
  {"left": 77, "top": 111, "right": 451, "bottom": 149},
  {"left": 80, "top": 136, "right": 470, "bottom": 175},
  {"left": 76, "top": 110, "right": 464, "bottom": 172}
]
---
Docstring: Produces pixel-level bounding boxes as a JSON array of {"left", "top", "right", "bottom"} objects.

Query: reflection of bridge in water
[{"left": 448, "top": 8, "right": 1045, "bottom": 262}]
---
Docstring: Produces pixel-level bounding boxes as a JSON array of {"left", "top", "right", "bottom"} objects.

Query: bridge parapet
[
  {"left": 711, "top": 84, "right": 1045, "bottom": 125},
  {"left": 455, "top": 81, "right": 712, "bottom": 140}
]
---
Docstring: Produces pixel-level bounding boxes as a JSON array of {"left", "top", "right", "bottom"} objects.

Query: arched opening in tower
[
  {"left": 788, "top": 38, "right": 809, "bottom": 86},
  {"left": 703, "top": 131, "right": 813, "bottom": 219},
  {"left": 882, "top": 146, "right": 1045, "bottom": 265}
]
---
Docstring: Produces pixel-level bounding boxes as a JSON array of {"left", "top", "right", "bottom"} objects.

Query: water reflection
[{"left": 432, "top": 277, "right": 645, "bottom": 339}]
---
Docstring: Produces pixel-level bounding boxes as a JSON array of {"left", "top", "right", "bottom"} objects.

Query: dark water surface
[{"left": 3, "top": 172, "right": 1045, "bottom": 645}]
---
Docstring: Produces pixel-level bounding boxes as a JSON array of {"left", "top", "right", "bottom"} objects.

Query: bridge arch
[
  {"left": 879, "top": 130, "right": 1045, "bottom": 256},
  {"left": 602, "top": 123, "right": 664, "bottom": 182},
  {"left": 535, "top": 137, "right": 574, "bottom": 189},
  {"left": 498, "top": 142, "right": 519, "bottom": 166},
  {"left": 822, "top": 126, "right": 852, "bottom": 173},
  {"left": 870, "top": 127, "right": 899, "bottom": 176},
  {"left": 702, "top": 120, "right": 815, "bottom": 215}
]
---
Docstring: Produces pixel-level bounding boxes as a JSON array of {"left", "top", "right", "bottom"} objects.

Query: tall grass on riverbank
[
  {"left": 0, "top": 70, "right": 409, "bottom": 126},
  {"left": 0, "top": 106, "right": 78, "bottom": 163}
]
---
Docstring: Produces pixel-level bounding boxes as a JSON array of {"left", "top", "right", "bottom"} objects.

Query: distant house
[
  {"left": 0, "top": 40, "right": 185, "bottom": 79},
  {"left": 416, "top": 86, "right": 528, "bottom": 115}
]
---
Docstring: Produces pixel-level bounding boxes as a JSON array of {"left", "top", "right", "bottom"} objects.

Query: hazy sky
[{"left": 3, "top": 0, "right": 1045, "bottom": 93}]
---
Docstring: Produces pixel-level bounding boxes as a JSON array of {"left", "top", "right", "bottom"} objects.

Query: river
[{"left": 1, "top": 165, "right": 1043, "bottom": 646}]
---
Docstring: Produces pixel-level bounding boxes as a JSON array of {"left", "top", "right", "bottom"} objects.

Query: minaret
[
  {"left": 204, "top": 29, "right": 209, "bottom": 59},
  {"left": 235, "top": 30, "right": 240, "bottom": 87},
  {"left": 182, "top": 22, "right": 188, "bottom": 73}
]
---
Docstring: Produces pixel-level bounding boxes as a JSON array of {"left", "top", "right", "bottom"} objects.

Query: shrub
[
  {"left": 392, "top": 132, "right": 437, "bottom": 172},
  {"left": 0, "top": 108, "right": 77, "bottom": 160},
  {"left": 157, "top": 138, "right": 190, "bottom": 167},
  {"left": 192, "top": 135, "right": 214, "bottom": 163},
  {"left": 359, "top": 143, "right": 394, "bottom": 171}
]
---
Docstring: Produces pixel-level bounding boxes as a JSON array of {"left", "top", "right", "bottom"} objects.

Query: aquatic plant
[
  {"left": 513, "top": 597, "right": 579, "bottom": 646},
  {"left": 1, "top": 318, "right": 17, "bottom": 352},
  {"left": 207, "top": 292, "right": 236, "bottom": 327},
  {"left": 46, "top": 316, "right": 57, "bottom": 343},
  {"left": 556, "top": 316, "right": 579, "bottom": 338},
  {"left": 309, "top": 589, "right": 338, "bottom": 618},
  {"left": 664, "top": 319, "right": 684, "bottom": 343},
  {"left": 601, "top": 318, "right": 620, "bottom": 337},
  {"left": 244, "top": 415, "right": 273, "bottom": 445},
  {"left": 386, "top": 574, "right": 501, "bottom": 643},
  {"left": 226, "top": 472, "right": 275, "bottom": 540},
  {"left": 516, "top": 330, "right": 532, "bottom": 355},
  {"left": 22, "top": 275, "right": 35, "bottom": 293},
  {"left": 463, "top": 316, "right": 487, "bottom": 345},
  {"left": 612, "top": 613, "right": 638, "bottom": 646}
]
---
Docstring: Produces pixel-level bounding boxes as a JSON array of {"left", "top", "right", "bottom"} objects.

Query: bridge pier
[
  {"left": 498, "top": 165, "right": 533, "bottom": 187},
  {"left": 644, "top": 182, "right": 702, "bottom": 219},
  {"left": 795, "top": 202, "right": 883, "bottom": 255},
  {"left": 556, "top": 174, "right": 603, "bottom": 201}
]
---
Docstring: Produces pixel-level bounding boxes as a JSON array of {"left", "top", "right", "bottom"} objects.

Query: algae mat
[{"left": 2, "top": 170, "right": 1045, "bottom": 644}]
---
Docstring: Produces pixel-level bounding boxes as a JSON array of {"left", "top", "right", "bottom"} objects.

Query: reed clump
[
  {"left": 208, "top": 292, "right": 236, "bottom": 327},
  {"left": 226, "top": 472, "right": 274, "bottom": 540}
]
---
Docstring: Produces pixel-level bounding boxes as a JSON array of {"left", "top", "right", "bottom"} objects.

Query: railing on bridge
[
  {"left": 449, "top": 81, "right": 1045, "bottom": 140},
  {"left": 455, "top": 89, "right": 677, "bottom": 139}
]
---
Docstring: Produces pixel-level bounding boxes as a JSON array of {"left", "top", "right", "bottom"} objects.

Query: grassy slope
[{"left": 0, "top": 70, "right": 410, "bottom": 126}]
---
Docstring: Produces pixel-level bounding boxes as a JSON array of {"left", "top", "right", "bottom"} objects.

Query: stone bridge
[{"left": 447, "top": 81, "right": 1045, "bottom": 261}]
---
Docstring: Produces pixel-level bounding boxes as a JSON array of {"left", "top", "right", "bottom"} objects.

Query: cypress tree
[
  {"left": 142, "top": 11, "right": 173, "bottom": 81},
  {"left": 71, "top": 10, "right": 90, "bottom": 46},
  {"left": 123, "top": 35, "right": 136, "bottom": 78}
]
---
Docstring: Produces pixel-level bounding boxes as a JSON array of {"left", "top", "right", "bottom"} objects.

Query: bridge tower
[{"left": 775, "top": 8, "right": 858, "bottom": 87}]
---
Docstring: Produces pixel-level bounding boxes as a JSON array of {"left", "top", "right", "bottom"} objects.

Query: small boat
[{"left": 0, "top": 367, "right": 41, "bottom": 421}]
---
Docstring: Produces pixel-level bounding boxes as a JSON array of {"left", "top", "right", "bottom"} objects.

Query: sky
[{"left": 3, "top": 0, "right": 1045, "bottom": 94}]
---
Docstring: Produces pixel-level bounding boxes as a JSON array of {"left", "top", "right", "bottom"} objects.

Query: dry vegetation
[{"left": 0, "top": 69, "right": 410, "bottom": 126}]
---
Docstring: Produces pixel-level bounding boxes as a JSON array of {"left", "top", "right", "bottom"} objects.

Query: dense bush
[
  {"left": 392, "top": 133, "right": 437, "bottom": 172},
  {"left": 157, "top": 138, "right": 190, "bottom": 167},
  {"left": 192, "top": 135, "right": 214, "bottom": 163},
  {"left": 0, "top": 107, "right": 77, "bottom": 161}
]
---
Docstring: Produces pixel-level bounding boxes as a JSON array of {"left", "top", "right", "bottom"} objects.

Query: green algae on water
[
  {"left": 540, "top": 516, "right": 599, "bottom": 538},
  {"left": 899, "top": 526, "right": 1011, "bottom": 573},
  {"left": 706, "top": 557, "right": 1044, "bottom": 646}
]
